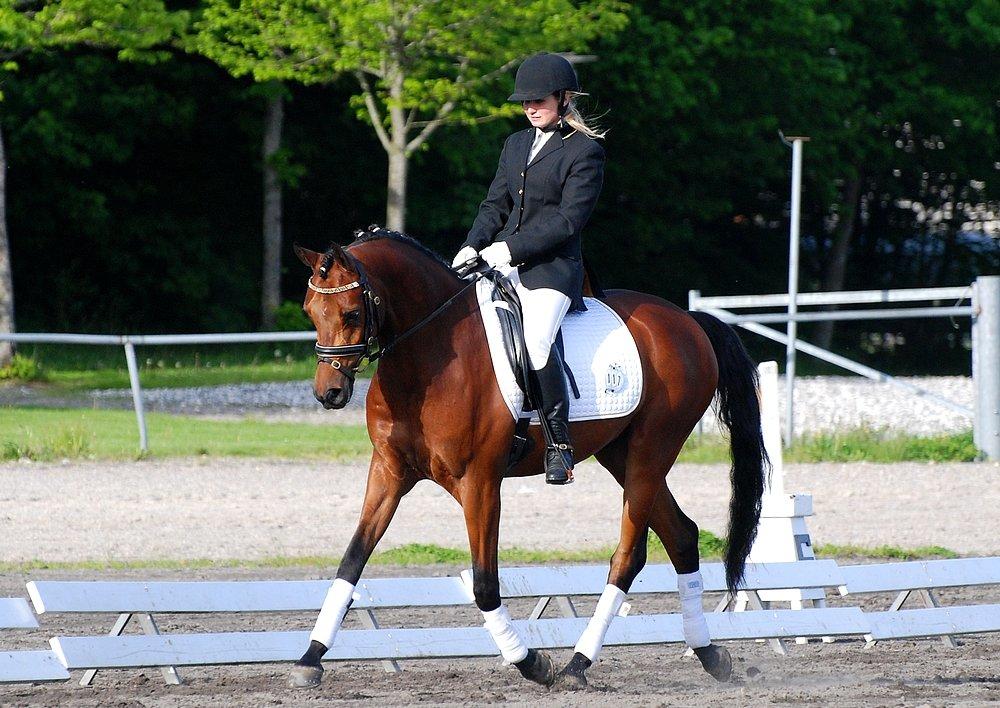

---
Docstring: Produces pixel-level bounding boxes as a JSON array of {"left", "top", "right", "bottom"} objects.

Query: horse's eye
[{"left": 343, "top": 310, "right": 361, "bottom": 325}]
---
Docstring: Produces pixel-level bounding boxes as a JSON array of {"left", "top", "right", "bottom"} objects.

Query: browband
[{"left": 309, "top": 280, "right": 360, "bottom": 294}]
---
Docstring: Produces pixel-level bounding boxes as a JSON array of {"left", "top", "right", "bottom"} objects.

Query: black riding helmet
[{"left": 507, "top": 53, "right": 580, "bottom": 102}]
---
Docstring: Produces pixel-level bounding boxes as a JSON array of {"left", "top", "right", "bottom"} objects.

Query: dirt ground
[
  {"left": 1, "top": 459, "right": 998, "bottom": 562},
  {"left": 0, "top": 458, "right": 998, "bottom": 705}
]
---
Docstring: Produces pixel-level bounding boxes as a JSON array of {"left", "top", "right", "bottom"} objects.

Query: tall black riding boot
[{"left": 532, "top": 350, "right": 574, "bottom": 485}]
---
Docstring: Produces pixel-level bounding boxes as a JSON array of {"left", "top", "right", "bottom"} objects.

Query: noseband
[{"left": 310, "top": 247, "right": 480, "bottom": 380}]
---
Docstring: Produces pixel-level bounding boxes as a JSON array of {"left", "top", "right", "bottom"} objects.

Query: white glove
[
  {"left": 479, "top": 242, "right": 512, "bottom": 269},
  {"left": 451, "top": 245, "right": 478, "bottom": 269}
]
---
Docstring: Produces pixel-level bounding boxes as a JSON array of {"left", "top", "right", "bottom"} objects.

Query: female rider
[{"left": 452, "top": 52, "right": 606, "bottom": 485}]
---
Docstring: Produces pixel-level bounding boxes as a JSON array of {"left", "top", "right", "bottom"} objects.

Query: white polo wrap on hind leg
[
  {"left": 678, "top": 570, "right": 711, "bottom": 648},
  {"left": 309, "top": 578, "right": 356, "bottom": 649},
  {"left": 482, "top": 605, "right": 529, "bottom": 663},
  {"left": 574, "top": 584, "right": 626, "bottom": 661}
]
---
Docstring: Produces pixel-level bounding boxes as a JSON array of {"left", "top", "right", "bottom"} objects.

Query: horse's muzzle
[{"left": 316, "top": 384, "right": 352, "bottom": 410}]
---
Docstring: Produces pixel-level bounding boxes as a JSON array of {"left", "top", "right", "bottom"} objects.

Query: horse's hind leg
[
  {"left": 646, "top": 484, "right": 732, "bottom": 682},
  {"left": 552, "top": 436, "right": 667, "bottom": 690},
  {"left": 554, "top": 437, "right": 730, "bottom": 689},
  {"left": 288, "top": 457, "right": 413, "bottom": 689}
]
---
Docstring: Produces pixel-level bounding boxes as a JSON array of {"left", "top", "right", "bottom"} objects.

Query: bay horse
[{"left": 288, "top": 228, "right": 767, "bottom": 690}]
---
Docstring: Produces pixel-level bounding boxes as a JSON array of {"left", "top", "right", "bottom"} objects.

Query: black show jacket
[{"left": 463, "top": 125, "right": 605, "bottom": 311}]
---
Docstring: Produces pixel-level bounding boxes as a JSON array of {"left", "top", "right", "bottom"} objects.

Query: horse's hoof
[
  {"left": 694, "top": 644, "right": 733, "bottom": 683},
  {"left": 552, "top": 651, "right": 590, "bottom": 691},
  {"left": 552, "top": 669, "right": 588, "bottom": 691},
  {"left": 514, "top": 649, "right": 555, "bottom": 687},
  {"left": 287, "top": 662, "right": 324, "bottom": 689}
]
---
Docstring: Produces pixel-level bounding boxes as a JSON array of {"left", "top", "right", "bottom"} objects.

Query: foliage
[
  {"left": 1, "top": 0, "right": 185, "bottom": 75},
  {"left": 0, "top": 0, "right": 996, "bottom": 368},
  {"left": 0, "top": 352, "right": 41, "bottom": 380},
  {"left": 194, "top": 0, "right": 629, "bottom": 229},
  {"left": 273, "top": 300, "right": 311, "bottom": 332}
]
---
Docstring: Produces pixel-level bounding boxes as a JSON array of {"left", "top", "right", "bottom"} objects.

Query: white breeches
[{"left": 504, "top": 267, "right": 571, "bottom": 371}]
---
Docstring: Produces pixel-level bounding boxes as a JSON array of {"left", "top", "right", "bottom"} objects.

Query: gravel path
[{"left": 1, "top": 458, "right": 996, "bottom": 563}]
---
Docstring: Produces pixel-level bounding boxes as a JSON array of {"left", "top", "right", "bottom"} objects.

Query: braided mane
[{"left": 320, "top": 225, "right": 456, "bottom": 276}]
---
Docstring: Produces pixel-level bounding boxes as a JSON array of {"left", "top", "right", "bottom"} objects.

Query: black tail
[{"left": 688, "top": 311, "right": 769, "bottom": 594}]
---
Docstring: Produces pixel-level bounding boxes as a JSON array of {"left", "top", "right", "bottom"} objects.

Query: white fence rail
[
  {"left": 689, "top": 275, "right": 999, "bottom": 460},
  {"left": 3, "top": 557, "right": 999, "bottom": 685}
]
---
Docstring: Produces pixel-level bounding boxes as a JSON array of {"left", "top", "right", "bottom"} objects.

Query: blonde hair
[{"left": 563, "top": 91, "right": 607, "bottom": 140}]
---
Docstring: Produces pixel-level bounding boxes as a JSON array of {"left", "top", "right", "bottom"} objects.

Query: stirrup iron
[{"left": 545, "top": 442, "right": 574, "bottom": 485}]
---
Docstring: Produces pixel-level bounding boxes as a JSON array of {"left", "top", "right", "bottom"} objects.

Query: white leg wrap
[
  {"left": 482, "top": 605, "right": 529, "bottom": 664},
  {"left": 574, "top": 584, "right": 626, "bottom": 662},
  {"left": 678, "top": 570, "right": 711, "bottom": 648},
  {"left": 309, "top": 578, "right": 356, "bottom": 648}
]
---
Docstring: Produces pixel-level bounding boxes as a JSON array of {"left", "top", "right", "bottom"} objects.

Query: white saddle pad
[{"left": 476, "top": 279, "right": 642, "bottom": 423}]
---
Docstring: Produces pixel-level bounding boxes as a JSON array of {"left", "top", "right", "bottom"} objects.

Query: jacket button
[
  {"left": 518, "top": 189, "right": 523, "bottom": 195},
  {"left": 520, "top": 172, "right": 524, "bottom": 177}
]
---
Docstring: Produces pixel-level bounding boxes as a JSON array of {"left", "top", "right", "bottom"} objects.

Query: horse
[{"left": 287, "top": 228, "right": 767, "bottom": 690}]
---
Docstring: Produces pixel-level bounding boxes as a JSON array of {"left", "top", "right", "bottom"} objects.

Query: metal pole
[
  {"left": 973, "top": 276, "right": 1000, "bottom": 460},
  {"left": 782, "top": 135, "right": 809, "bottom": 445},
  {"left": 123, "top": 340, "right": 149, "bottom": 453}
]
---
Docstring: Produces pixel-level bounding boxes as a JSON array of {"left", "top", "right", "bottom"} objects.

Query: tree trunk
[
  {"left": 260, "top": 91, "right": 284, "bottom": 330},
  {"left": 385, "top": 146, "right": 408, "bottom": 232},
  {"left": 815, "top": 170, "right": 863, "bottom": 350},
  {"left": 384, "top": 64, "right": 408, "bottom": 233},
  {"left": 0, "top": 120, "right": 15, "bottom": 367}
]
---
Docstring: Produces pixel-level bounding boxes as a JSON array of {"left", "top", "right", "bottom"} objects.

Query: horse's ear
[
  {"left": 294, "top": 244, "right": 320, "bottom": 270},
  {"left": 319, "top": 243, "right": 352, "bottom": 279}
]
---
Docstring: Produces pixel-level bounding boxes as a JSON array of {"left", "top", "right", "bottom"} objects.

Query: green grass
[
  {"left": 680, "top": 428, "right": 979, "bottom": 463},
  {"left": 0, "top": 537, "right": 960, "bottom": 574},
  {"left": 813, "top": 543, "right": 958, "bottom": 560},
  {"left": 0, "top": 408, "right": 371, "bottom": 460},
  {"left": 0, "top": 408, "right": 981, "bottom": 463},
  {"left": 45, "top": 360, "right": 322, "bottom": 390}
]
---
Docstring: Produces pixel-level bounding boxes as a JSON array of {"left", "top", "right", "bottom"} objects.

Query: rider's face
[{"left": 522, "top": 94, "right": 562, "bottom": 129}]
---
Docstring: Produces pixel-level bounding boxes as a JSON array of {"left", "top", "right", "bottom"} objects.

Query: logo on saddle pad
[{"left": 604, "top": 362, "right": 627, "bottom": 394}]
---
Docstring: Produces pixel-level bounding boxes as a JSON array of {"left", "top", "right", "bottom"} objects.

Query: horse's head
[{"left": 294, "top": 242, "right": 380, "bottom": 410}]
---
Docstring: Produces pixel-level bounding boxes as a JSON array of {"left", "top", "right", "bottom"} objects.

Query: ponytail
[{"left": 562, "top": 91, "right": 607, "bottom": 140}]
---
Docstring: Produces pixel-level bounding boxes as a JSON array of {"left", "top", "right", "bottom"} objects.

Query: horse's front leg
[
  {"left": 461, "top": 475, "right": 555, "bottom": 688},
  {"left": 288, "top": 456, "right": 413, "bottom": 689}
]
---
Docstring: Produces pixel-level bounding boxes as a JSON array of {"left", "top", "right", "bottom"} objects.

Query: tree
[
  {"left": 196, "top": 0, "right": 628, "bottom": 234},
  {"left": 0, "top": 0, "right": 183, "bottom": 363},
  {"left": 193, "top": 0, "right": 323, "bottom": 329}
]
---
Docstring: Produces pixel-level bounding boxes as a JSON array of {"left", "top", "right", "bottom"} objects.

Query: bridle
[
  {"left": 310, "top": 252, "right": 383, "bottom": 380},
  {"left": 309, "top": 248, "right": 481, "bottom": 380}
]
